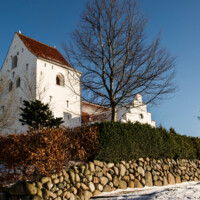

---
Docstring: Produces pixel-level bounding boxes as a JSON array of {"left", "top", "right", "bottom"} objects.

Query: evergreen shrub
[
  {"left": 1, "top": 121, "right": 200, "bottom": 183},
  {"left": 95, "top": 122, "right": 200, "bottom": 162},
  {"left": 19, "top": 100, "right": 64, "bottom": 130}
]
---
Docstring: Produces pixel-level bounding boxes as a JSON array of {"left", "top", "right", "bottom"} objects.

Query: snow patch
[{"left": 91, "top": 182, "right": 200, "bottom": 200}]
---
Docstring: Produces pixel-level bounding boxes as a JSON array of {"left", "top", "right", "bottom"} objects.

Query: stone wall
[{"left": 1, "top": 158, "right": 200, "bottom": 200}]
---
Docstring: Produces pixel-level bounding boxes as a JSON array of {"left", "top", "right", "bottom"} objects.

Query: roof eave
[{"left": 37, "top": 57, "right": 82, "bottom": 74}]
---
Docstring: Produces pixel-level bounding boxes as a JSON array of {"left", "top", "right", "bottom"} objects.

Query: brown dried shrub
[
  {"left": 0, "top": 125, "right": 99, "bottom": 184},
  {"left": 66, "top": 125, "right": 99, "bottom": 161},
  {"left": 0, "top": 129, "right": 70, "bottom": 183}
]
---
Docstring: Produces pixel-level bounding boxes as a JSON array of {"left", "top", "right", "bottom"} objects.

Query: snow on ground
[{"left": 91, "top": 181, "right": 200, "bottom": 200}]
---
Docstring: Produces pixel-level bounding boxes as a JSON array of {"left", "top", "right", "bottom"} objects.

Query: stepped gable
[{"left": 17, "top": 33, "right": 72, "bottom": 68}]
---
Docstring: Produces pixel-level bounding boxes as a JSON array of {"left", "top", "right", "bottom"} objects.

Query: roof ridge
[
  {"left": 16, "top": 32, "right": 73, "bottom": 69},
  {"left": 16, "top": 32, "right": 58, "bottom": 51}
]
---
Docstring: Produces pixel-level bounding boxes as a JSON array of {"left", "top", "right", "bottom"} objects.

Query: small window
[
  {"left": 2, "top": 106, "right": 4, "bottom": 113},
  {"left": 26, "top": 64, "right": 29, "bottom": 70},
  {"left": 12, "top": 56, "right": 18, "bottom": 69},
  {"left": 140, "top": 114, "right": 144, "bottom": 119},
  {"left": 20, "top": 97, "right": 22, "bottom": 104},
  {"left": 49, "top": 96, "right": 52, "bottom": 101},
  {"left": 17, "top": 52, "right": 19, "bottom": 55},
  {"left": 9, "top": 81, "right": 13, "bottom": 92},
  {"left": 22, "top": 48, "right": 24, "bottom": 53},
  {"left": 52, "top": 66, "right": 53, "bottom": 70},
  {"left": 56, "top": 74, "right": 65, "bottom": 86},
  {"left": 16, "top": 77, "right": 21, "bottom": 88},
  {"left": 12, "top": 72, "right": 15, "bottom": 78},
  {"left": 44, "top": 63, "right": 46, "bottom": 67},
  {"left": 66, "top": 100, "right": 69, "bottom": 108}
]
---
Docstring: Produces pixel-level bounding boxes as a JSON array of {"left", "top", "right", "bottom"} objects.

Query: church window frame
[
  {"left": 66, "top": 100, "right": 69, "bottom": 108},
  {"left": 2, "top": 106, "right": 4, "bottom": 113},
  {"left": 12, "top": 55, "right": 18, "bottom": 69},
  {"left": 140, "top": 113, "right": 144, "bottom": 119},
  {"left": 16, "top": 77, "right": 21, "bottom": 88},
  {"left": 56, "top": 74, "right": 65, "bottom": 87},
  {"left": 8, "top": 81, "right": 13, "bottom": 92}
]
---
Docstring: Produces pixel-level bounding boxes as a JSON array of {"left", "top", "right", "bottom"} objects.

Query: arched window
[
  {"left": 9, "top": 81, "right": 13, "bottom": 92},
  {"left": 140, "top": 113, "right": 144, "bottom": 119},
  {"left": 12, "top": 56, "right": 18, "bottom": 69},
  {"left": 16, "top": 77, "right": 21, "bottom": 88},
  {"left": 56, "top": 74, "right": 64, "bottom": 86},
  {"left": 56, "top": 76, "right": 60, "bottom": 85}
]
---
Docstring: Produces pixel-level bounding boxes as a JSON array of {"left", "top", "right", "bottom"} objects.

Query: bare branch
[
  {"left": 63, "top": 0, "right": 176, "bottom": 121},
  {"left": 0, "top": 73, "right": 19, "bottom": 132}
]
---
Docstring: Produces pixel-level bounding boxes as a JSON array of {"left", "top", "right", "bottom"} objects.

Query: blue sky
[{"left": 0, "top": 0, "right": 200, "bottom": 136}]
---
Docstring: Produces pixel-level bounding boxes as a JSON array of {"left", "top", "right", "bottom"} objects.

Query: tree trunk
[{"left": 111, "top": 105, "right": 117, "bottom": 122}]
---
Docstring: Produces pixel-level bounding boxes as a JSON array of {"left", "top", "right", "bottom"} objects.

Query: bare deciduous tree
[
  {"left": 21, "top": 70, "right": 48, "bottom": 102},
  {"left": 0, "top": 69, "right": 49, "bottom": 134},
  {"left": 0, "top": 74, "right": 18, "bottom": 133},
  {"left": 64, "top": 0, "right": 176, "bottom": 121}
]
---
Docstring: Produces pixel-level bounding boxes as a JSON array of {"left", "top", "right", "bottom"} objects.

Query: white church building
[
  {"left": 117, "top": 94, "right": 155, "bottom": 127},
  {"left": 0, "top": 32, "right": 155, "bottom": 134},
  {"left": 82, "top": 94, "right": 155, "bottom": 127}
]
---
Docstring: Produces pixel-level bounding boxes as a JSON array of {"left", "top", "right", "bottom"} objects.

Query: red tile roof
[
  {"left": 82, "top": 101, "right": 110, "bottom": 111},
  {"left": 17, "top": 33, "right": 72, "bottom": 68},
  {"left": 82, "top": 112, "right": 90, "bottom": 123},
  {"left": 82, "top": 101, "right": 111, "bottom": 124}
]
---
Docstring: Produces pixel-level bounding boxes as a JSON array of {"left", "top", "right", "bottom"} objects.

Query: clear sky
[{"left": 0, "top": 0, "right": 200, "bottom": 137}]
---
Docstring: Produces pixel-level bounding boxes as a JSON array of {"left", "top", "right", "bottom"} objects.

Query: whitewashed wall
[
  {"left": 0, "top": 33, "right": 37, "bottom": 133},
  {"left": 36, "top": 59, "right": 81, "bottom": 128}
]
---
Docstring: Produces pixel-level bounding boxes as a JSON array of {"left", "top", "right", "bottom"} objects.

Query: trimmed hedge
[
  {"left": 1, "top": 121, "right": 200, "bottom": 183},
  {"left": 95, "top": 122, "right": 200, "bottom": 162}
]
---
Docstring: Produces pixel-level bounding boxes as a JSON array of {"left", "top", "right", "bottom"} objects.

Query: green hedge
[{"left": 94, "top": 122, "right": 200, "bottom": 162}]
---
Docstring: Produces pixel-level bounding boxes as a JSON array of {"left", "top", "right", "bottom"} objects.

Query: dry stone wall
[{"left": 1, "top": 158, "right": 200, "bottom": 200}]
